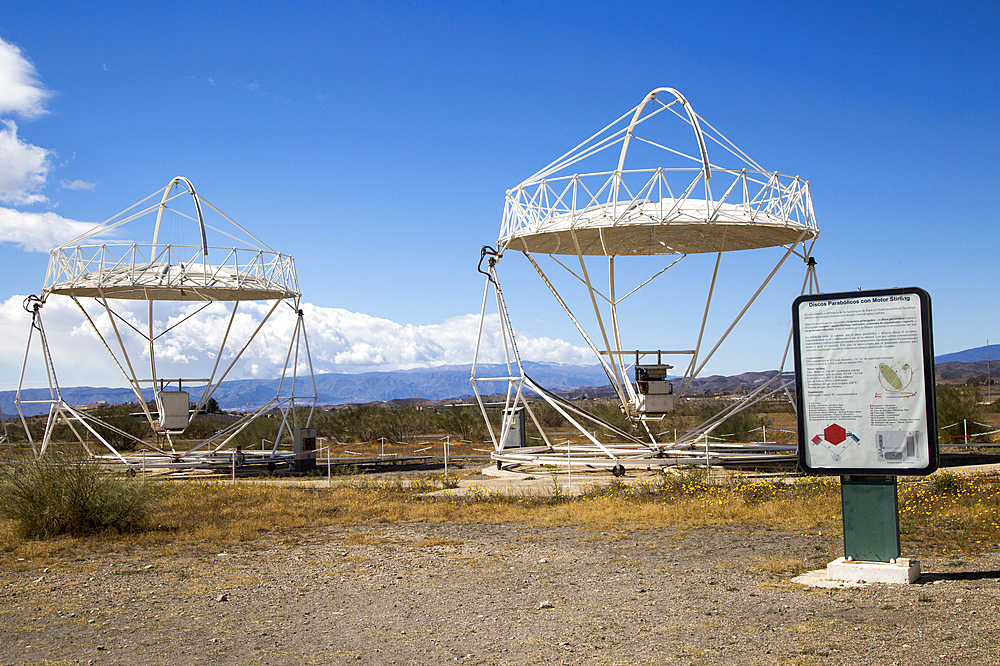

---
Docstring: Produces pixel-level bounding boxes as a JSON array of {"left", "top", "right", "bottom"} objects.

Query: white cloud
[
  {"left": 0, "top": 120, "right": 51, "bottom": 204},
  {"left": 0, "top": 38, "right": 91, "bottom": 213},
  {"left": 0, "top": 296, "right": 592, "bottom": 390},
  {"left": 0, "top": 37, "right": 51, "bottom": 119},
  {"left": 0, "top": 206, "right": 95, "bottom": 251},
  {"left": 59, "top": 179, "right": 96, "bottom": 191},
  {"left": 302, "top": 304, "right": 592, "bottom": 371}
]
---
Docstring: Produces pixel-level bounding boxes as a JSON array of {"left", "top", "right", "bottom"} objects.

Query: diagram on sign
[
  {"left": 876, "top": 431, "right": 921, "bottom": 462},
  {"left": 810, "top": 423, "right": 860, "bottom": 462},
  {"left": 875, "top": 360, "right": 916, "bottom": 398}
]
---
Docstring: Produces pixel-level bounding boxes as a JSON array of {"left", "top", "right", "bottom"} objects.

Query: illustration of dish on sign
[
  {"left": 876, "top": 361, "right": 916, "bottom": 398},
  {"left": 810, "top": 423, "right": 860, "bottom": 462}
]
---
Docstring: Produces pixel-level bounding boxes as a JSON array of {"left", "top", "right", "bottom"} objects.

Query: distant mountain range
[
  {"left": 934, "top": 361, "right": 997, "bottom": 386},
  {"left": 935, "top": 344, "right": 1000, "bottom": 364},
  {"left": 3, "top": 347, "right": 996, "bottom": 420},
  {"left": 1, "top": 362, "right": 611, "bottom": 418}
]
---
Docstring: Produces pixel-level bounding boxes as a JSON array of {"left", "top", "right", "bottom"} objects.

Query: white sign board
[{"left": 793, "top": 288, "right": 938, "bottom": 475}]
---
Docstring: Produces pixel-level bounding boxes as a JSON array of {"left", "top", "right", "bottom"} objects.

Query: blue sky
[{"left": 0, "top": 0, "right": 997, "bottom": 391}]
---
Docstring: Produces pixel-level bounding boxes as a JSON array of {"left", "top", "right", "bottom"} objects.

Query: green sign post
[{"left": 840, "top": 476, "right": 900, "bottom": 562}]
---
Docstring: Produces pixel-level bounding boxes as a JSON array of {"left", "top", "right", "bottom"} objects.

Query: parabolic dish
[
  {"left": 45, "top": 249, "right": 299, "bottom": 302},
  {"left": 502, "top": 197, "right": 818, "bottom": 256}
]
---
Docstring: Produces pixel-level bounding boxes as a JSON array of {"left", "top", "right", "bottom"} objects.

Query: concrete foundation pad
[
  {"left": 791, "top": 569, "right": 867, "bottom": 589},
  {"left": 826, "top": 557, "right": 921, "bottom": 584}
]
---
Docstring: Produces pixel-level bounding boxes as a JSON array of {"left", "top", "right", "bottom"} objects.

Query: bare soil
[{"left": 2, "top": 517, "right": 999, "bottom": 666}]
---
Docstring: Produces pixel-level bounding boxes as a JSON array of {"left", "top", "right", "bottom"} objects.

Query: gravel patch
[{"left": 1, "top": 521, "right": 998, "bottom": 665}]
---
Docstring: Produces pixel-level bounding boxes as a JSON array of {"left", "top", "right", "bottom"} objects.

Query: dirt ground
[{"left": 2, "top": 501, "right": 999, "bottom": 666}]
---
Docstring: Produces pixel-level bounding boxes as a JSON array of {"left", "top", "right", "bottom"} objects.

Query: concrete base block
[
  {"left": 826, "top": 557, "right": 921, "bottom": 584},
  {"left": 792, "top": 569, "right": 865, "bottom": 588}
]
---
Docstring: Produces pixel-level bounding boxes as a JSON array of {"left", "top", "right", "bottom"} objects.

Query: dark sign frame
[{"left": 793, "top": 287, "right": 938, "bottom": 476}]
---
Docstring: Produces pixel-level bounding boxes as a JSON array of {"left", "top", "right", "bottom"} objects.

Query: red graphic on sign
[{"left": 824, "top": 424, "right": 846, "bottom": 445}]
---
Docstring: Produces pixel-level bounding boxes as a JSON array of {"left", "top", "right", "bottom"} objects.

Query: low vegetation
[
  {"left": 3, "top": 467, "right": 998, "bottom": 566},
  {"left": 2, "top": 384, "right": 997, "bottom": 565},
  {"left": 936, "top": 383, "right": 995, "bottom": 443},
  {"left": 899, "top": 471, "right": 1000, "bottom": 553},
  {"left": 7, "top": 379, "right": 997, "bottom": 450},
  {"left": 0, "top": 454, "right": 157, "bottom": 538}
]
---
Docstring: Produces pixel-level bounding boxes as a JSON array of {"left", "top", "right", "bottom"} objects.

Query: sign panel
[{"left": 793, "top": 287, "right": 938, "bottom": 475}]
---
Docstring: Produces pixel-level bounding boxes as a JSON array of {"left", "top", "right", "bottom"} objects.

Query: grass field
[{"left": 2, "top": 468, "right": 998, "bottom": 568}]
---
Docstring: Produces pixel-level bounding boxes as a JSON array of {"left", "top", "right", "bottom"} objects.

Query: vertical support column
[{"left": 841, "top": 475, "right": 900, "bottom": 562}]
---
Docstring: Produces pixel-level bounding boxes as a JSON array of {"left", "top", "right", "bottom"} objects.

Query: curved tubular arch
[
  {"left": 616, "top": 87, "right": 711, "bottom": 181},
  {"left": 152, "top": 176, "right": 209, "bottom": 258}
]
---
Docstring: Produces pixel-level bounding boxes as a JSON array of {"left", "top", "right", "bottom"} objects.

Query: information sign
[{"left": 793, "top": 287, "right": 938, "bottom": 475}]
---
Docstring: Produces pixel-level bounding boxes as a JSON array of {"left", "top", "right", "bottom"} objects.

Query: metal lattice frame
[
  {"left": 15, "top": 177, "right": 317, "bottom": 467},
  {"left": 45, "top": 244, "right": 298, "bottom": 302},
  {"left": 472, "top": 88, "right": 820, "bottom": 470}
]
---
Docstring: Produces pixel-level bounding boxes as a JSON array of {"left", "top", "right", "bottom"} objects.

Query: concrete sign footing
[{"left": 826, "top": 556, "right": 921, "bottom": 584}]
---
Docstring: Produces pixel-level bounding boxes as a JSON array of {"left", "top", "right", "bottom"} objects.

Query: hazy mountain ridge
[
  {"left": 1, "top": 362, "right": 611, "bottom": 417},
  {"left": 935, "top": 345, "right": 999, "bottom": 364},
  {"left": 934, "top": 361, "right": 998, "bottom": 385},
  {"left": 3, "top": 354, "right": 995, "bottom": 419}
]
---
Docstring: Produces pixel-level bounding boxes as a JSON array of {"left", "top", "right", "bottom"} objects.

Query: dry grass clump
[
  {"left": 0, "top": 455, "right": 157, "bottom": 538},
  {"left": 753, "top": 555, "right": 810, "bottom": 575},
  {"left": 342, "top": 531, "right": 392, "bottom": 546},
  {"left": 412, "top": 538, "right": 462, "bottom": 548}
]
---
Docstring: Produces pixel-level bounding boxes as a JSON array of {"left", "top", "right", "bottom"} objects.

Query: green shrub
[
  {"left": 0, "top": 455, "right": 157, "bottom": 537},
  {"left": 714, "top": 407, "right": 773, "bottom": 442},
  {"left": 741, "top": 481, "right": 777, "bottom": 505},
  {"left": 936, "top": 384, "right": 990, "bottom": 442},
  {"left": 527, "top": 402, "right": 567, "bottom": 429},
  {"left": 183, "top": 414, "right": 228, "bottom": 439},
  {"left": 227, "top": 415, "right": 283, "bottom": 450},
  {"left": 91, "top": 404, "right": 153, "bottom": 451},
  {"left": 434, "top": 407, "right": 486, "bottom": 441},
  {"left": 319, "top": 405, "right": 430, "bottom": 443},
  {"left": 585, "top": 400, "right": 635, "bottom": 436},
  {"left": 929, "top": 471, "right": 970, "bottom": 495},
  {"left": 658, "top": 467, "right": 710, "bottom": 495}
]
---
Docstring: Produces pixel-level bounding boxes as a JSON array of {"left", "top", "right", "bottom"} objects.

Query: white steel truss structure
[
  {"left": 15, "top": 177, "right": 317, "bottom": 467},
  {"left": 472, "top": 88, "right": 821, "bottom": 472}
]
